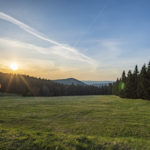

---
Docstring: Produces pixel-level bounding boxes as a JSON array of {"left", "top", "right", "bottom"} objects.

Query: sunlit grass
[{"left": 0, "top": 95, "right": 150, "bottom": 149}]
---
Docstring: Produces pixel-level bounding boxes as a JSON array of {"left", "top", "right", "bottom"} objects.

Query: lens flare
[
  {"left": 121, "top": 82, "right": 125, "bottom": 90},
  {"left": 119, "top": 82, "right": 125, "bottom": 90}
]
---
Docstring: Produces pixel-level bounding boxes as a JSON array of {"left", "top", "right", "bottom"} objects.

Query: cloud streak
[
  {"left": 0, "top": 38, "right": 97, "bottom": 66},
  {"left": 74, "top": 0, "right": 110, "bottom": 47},
  {"left": 0, "top": 12, "right": 97, "bottom": 64}
]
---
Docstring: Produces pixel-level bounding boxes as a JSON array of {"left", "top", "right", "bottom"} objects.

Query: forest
[
  {"left": 0, "top": 72, "right": 112, "bottom": 96},
  {"left": 1, "top": 61, "right": 150, "bottom": 99},
  {"left": 112, "top": 61, "right": 150, "bottom": 100}
]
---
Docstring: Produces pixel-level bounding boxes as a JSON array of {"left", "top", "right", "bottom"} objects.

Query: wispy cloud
[
  {"left": 0, "top": 12, "right": 97, "bottom": 64},
  {"left": 74, "top": 0, "right": 110, "bottom": 48},
  {"left": 0, "top": 38, "right": 96, "bottom": 65}
]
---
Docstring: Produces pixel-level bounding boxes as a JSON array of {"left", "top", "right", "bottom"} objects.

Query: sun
[{"left": 10, "top": 63, "right": 18, "bottom": 71}]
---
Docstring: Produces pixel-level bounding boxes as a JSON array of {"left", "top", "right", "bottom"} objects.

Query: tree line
[
  {"left": 0, "top": 72, "right": 112, "bottom": 96},
  {"left": 112, "top": 61, "right": 150, "bottom": 100}
]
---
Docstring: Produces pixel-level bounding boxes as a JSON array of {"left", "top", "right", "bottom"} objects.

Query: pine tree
[
  {"left": 119, "top": 71, "right": 126, "bottom": 98},
  {"left": 137, "top": 64, "right": 147, "bottom": 99},
  {"left": 144, "top": 62, "right": 150, "bottom": 100},
  {"left": 132, "top": 65, "right": 139, "bottom": 98},
  {"left": 124, "top": 70, "right": 134, "bottom": 98}
]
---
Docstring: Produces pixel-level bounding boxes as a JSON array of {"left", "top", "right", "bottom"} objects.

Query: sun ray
[
  {"left": 20, "top": 75, "right": 34, "bottom": 96},
  {"left": 5, "top": 74, "right": 13, "bottom": 93}
]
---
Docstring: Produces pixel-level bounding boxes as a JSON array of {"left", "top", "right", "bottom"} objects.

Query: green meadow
[{"left": 0, "top": 95, "right": 150, "bottom": 150}]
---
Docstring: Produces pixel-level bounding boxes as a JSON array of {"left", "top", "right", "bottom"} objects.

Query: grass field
[{"left": 0, "top": 95, "right": 150, "bottom": 150}]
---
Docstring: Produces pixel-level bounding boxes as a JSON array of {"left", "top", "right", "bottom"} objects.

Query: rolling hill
[{"left": 53, "top": 78, "right": 86, "bottom": 85}]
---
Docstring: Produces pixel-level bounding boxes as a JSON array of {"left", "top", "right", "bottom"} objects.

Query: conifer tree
[
  {"left": 124, "top": 70, "right": 134, "bottom": 98},
  {"left": 144, "top": 62, "right": 150, "bottom": 100},
  {"left": 137, "top": 64, "right": 147, "bottom": 99},
  {"left": 112, "top": 61, "right": 150, "bottom": 100},
  {"left": 119, "top": 71, "right": 126, "bottom": 98},
  {"left": 132, "top": 65, "right": 139, "bottom": 98}
]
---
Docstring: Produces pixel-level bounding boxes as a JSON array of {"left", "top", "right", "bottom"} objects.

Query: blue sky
[{"left": 0, "top": 0, "right": 150, "bottom": 80}]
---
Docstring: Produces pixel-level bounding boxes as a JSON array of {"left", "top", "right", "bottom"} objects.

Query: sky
[{"left": 0, "top": 0, "right": 150, "bottom": 81}]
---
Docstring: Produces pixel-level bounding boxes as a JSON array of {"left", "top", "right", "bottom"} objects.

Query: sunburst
[{"left": 10, "top": 63, "right": 18, "bottom": 71}]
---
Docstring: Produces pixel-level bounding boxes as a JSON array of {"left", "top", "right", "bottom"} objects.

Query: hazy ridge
[
  {"left": 53, "top": 78, "right": 115, "bottom": 87},
  {"left": 53, "top": 78, "right": 86, "bottom": 85}
]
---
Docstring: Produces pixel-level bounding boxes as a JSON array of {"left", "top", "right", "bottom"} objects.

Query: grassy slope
[{"left": 0, "top": 95, "right": 150, "bottom": 149}]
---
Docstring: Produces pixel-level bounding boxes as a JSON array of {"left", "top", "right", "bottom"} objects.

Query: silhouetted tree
[
  {"left": 137, "top": 64, "right": 147, "bottom": 99},
  {"left": 119, "top": 71, "right": 126, "bottom": 98},
  {"left": 0, "top": 72, "right": 112, "bottom": 97},
  {"left": 112, "top": 61, "right": 150, "bottom": 100}
]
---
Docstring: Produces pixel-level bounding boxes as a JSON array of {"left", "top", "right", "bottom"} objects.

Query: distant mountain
[
  {"left": 53, "top": 79, "right": 114, "bottom": 87},
  {"left": 82, "top": 81, "right": 115, "bottom": 87},
  {"left": 53, "top": 78, "right": 86, "bottom": 85}
]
